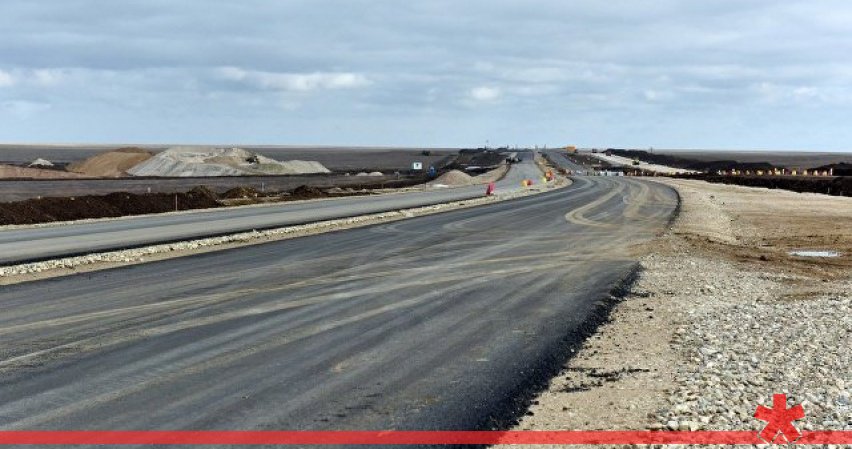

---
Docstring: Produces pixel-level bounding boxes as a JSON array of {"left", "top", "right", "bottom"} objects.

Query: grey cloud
[{"left": 0, "top": 0, "right": 851, "bottom": 148}]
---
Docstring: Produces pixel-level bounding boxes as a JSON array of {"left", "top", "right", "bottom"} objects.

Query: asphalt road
[
  {"left": 542, "top": 150, "right": 587, "bottom": 173},
  {"left": 0, "top": 175, "right": 677, "bottom": 442},
  {"left": 0, "top": 154, "right": 543, "bottom": 265}
]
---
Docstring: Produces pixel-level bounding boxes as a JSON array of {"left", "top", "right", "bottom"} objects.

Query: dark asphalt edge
[
  {"left": 663, "top": 182, "right": 682, "bottom": 232},
  {"left": 468, "top": 181, "right": 682, "bottom": 447},
  {"left": 454, "top": 264, "right": 645, "bottom": 448}
]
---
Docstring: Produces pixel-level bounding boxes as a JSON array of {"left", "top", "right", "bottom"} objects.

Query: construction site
[{"left": 2, "top": 1, "right": 852, "bottom": 446}]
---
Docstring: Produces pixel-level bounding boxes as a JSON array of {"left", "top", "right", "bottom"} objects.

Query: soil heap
[
  {"left": 428, "top": 170, "right": 474, "bottom": 186},
  {"left": 67, "top": 147, "right": 154, "bottom": 177}
]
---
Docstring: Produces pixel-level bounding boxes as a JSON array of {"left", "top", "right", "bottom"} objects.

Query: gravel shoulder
[{"left": 502, "top": 178, "right": 851, "bottom": 445}]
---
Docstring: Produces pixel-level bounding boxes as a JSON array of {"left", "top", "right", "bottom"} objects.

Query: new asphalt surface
[
  {"left": 0, "top": 174, "right": 677, "bottom": 443},
  {"left": 542, "top": 150, "right": 587, "bottom": 173}
]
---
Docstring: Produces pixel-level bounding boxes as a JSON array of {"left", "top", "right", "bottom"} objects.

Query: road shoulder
[{"left": 502, "top": 178, "right": 851, "bottom": 442}]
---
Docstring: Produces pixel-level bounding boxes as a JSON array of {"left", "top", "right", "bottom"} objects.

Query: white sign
[{"left": 411, "top": 162, "right": 423, "bottom": 170}]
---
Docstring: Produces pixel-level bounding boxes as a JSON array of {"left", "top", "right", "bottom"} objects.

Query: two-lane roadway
[
  {"left": 0, "top": 175, "right": 677, "bottom": 439},
  {"left": 0, "top": 153, "right": 543, "bottom": 265}
]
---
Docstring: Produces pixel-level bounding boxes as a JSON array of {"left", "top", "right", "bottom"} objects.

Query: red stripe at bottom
[{"left": 0, "top": 430, "right": 850, "bottom": 445}]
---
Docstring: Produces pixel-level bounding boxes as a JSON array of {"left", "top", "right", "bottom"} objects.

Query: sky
[{"left": 1, "top": 0, "right": 851, "bottom": 150}]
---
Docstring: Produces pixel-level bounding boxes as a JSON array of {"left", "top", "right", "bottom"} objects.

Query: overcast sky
[{"left": 1, "top": 1, "right": 851, "bottom": 150}]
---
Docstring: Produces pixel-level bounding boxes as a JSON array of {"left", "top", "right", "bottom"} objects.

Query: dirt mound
[
  {"left": 290, "top": 185, "right": 327, "bottom": 199},
  {"left": 0, "top": 164, "right": 85, "bottom": 179},
  {"left": 0, "top": 187, "right": 221, "bottom": 225},
  {"left": 222, "top": 186, "right": 261, "bottom": 199},
  {"left": 428, "top": 170, "right": 474, "bottom": 186},
  {"left": 66, "top": 147, "right": 153, "bottom": 177},
  {"left": 187, "top": 185, "right": 219, "bottom": 201},
  {"left": 127, "top": 147, "right": 330, "bottom": 177}
]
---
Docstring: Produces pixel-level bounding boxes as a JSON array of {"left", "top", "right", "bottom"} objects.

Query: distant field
[{"left": 655, "top": 149, "right": 851, "bottom": 169}]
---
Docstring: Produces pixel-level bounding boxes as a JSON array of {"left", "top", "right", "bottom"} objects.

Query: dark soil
[
  {"left": 450, "top": 149, "right": 509, "bottom": 169},
  {"left": 558, "top": 152, "right": 614, "bottom": 169},
  {"left": 813, "top": 162, "right": 852, "bottom": 176},
  {"left": 679, "top": 174, "right": 852, "bottom": 197},
  {"left": 0, "top": 186, "right": 221, "bottom": 225},
  {"left": 290, "top": 185, "right": 332, "bottom": 199},
  {"left": 221, "top": 186, "right": 262, "bottom": 199},
  {"left": 0, "top": 177, "right": 433, "bottom": 226}
]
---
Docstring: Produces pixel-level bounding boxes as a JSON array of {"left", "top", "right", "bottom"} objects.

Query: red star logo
[{"left": 754, "top": 393, "right": 806, "bottom": 443}]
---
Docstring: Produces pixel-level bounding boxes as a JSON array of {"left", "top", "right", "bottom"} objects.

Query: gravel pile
[
  {"left": 428, "top": 166, "right": 507, "bottom": 187},
  {"left": 127, "top": 147, "right": 330, "bottom": 177},
  {"left": 428, "top": 169, "right": 474, "bottom": 186},
  {"left": 28, "top": 158, "right": 54, "bottom": 167}
]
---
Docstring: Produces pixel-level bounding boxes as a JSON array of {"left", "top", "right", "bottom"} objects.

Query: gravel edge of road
[
  {"left": 497, "top": 177, "right": 851, "bottom": 447},
  {"left": 0, "top": 177, "right": 569, "bottom": 285}
]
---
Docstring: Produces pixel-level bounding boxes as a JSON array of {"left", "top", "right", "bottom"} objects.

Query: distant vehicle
[
  {"left": 632, "top": 158, "right": 640, "bottom": 166},
  {"left": 421, "top": 150, "right": 432, "bottom": 156}
]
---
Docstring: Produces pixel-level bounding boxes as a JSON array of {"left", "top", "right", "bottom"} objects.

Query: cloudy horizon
[{"left": 2, "top": 1, "right": 852, "bottom": 151}]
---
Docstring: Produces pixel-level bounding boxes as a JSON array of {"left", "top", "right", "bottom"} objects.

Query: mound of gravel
[
  {"left": 28, "top": 158, "right": 54, "bottom": 167},
  {"left": 127, "top": 147, "right": 330, "bottom": 177},
  {"left": 67, "top": 148, "right": 154, "bottom": 177},
  {"left": 428, "top": 169, "right": 474, "bottom": 186}
]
